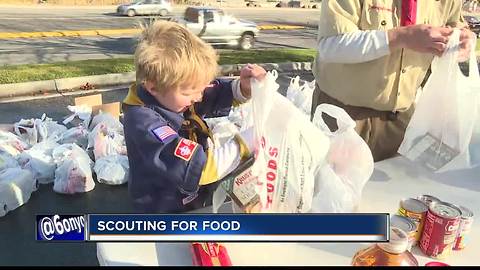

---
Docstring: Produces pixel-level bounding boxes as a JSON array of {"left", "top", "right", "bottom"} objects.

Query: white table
[{"left": 96, "top": 157, "right": 480, "bottom": 266}]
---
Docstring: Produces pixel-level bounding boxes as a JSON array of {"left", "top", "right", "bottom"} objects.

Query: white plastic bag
[
  {"left": 211, "top": 120, "right": 240, "bottom": 146},
  {"left": 62, "top": 105, "right": 92, "bottom": 127},
  {"left": 90, "top": 111, "right": 123, "bottom": 133},
  {"left": 228, "top": 102, "right": 253, "bottom": 130},
  {"left": 60, "top": 126, "right": 89, "bottom": 149},
  {"left": 14, "top": 114, "right": 66, "bottom": 145},
  {"left": 286, "top": 76, "right": 315, "bottom": 116},
  {"left": 249, "top": 71, "right": 330, "bottom": 213},
  {"left": 17, "top": 140, "right": 59, "bottom": 184},
  {"left": 94, "top": 154, "right": 129, "bottom": 185},
  {"left": 88, "top": 123, "right": 127, "bottom": 161},
  {"left": 311, "top": 104, "right": 374, "bottom": 212},
  {"left": 0, "top": 168, "right": 37, "bottom": 217},
  {"left": 0, "top": 153, "right": 19, "bottom": 171},
  {"left": 0, "top": 131, "right": 29, "bottom": 157},
  {"left": 52, "top": 144, "right": 95, "bottom": 194},
  {"left": 398, "top": 29, "right": 480, "bottom": 172}
]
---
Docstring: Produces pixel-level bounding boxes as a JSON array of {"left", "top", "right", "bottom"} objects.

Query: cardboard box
[{"left": 73, "top": 94, "right": 121, "bottom": 121}]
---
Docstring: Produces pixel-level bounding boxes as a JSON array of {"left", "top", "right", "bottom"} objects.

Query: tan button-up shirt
[{"left": 313, "top": 0, "right": 465, "bottom": 112}]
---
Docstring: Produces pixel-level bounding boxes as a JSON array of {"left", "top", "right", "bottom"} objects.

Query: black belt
[{"left": 387, "top": 111, "right": 399, "bottom": 121}]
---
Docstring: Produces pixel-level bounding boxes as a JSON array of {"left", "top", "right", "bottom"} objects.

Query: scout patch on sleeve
[
  {"left": 151, "top": 125, "right": 177, "bottom": 143},
  {"left": 174, "top": 138, "right": 199, "bottom": 161}
]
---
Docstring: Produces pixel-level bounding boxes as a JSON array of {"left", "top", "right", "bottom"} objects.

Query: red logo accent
[
  {"left": 174, "top": 138, "right": 198, "bottom": 161},
  {"left": 369, "top": 4, "right": 393, "bottom": 13}
]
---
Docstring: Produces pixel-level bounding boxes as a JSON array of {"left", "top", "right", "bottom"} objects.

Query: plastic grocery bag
[
  {"left": 398, "top": 29, "right": 480, "bottom": 172},
  {"left": 94, "top": 154, "right": 129, "bottom": 185},
  {"left": 17, "top": 139, "right": 59, "bottom": 184},
  {"left": 229, "top": 102, "right": 253, "bottom": 129},
  {"left": 88, "top": 123, "right": 127, "bottom": 161},
  {"left": 14, "top": 114, "right": 67, "bottom": 145},
  {"left": 62, "top": 105, "right": 92, "bottom": 127},
  {"left": 60, "top": 126, "right": 89, "bottom": 149},
  {"left": 0, "top": 131, "right": 29, "bottom": 157},
  {"left": 311, "top": 104, "right": 374, "bottom": 212},
  {"left": 0, "top": 168, "right": 37, "bottom": 217},
  {"left": 52, "top": 144, "right": 94, "bottom": 194},
  {"left": 285, "top": 76, "right": 315, "bottom": 116},
  {"left": 89, "top": 111, "right": 123, "bottom": 133},
  {"left": 0, "top": 153, "right": 19, "bottom": 171},
  {"left": 249, "top": 71, "right": 330, "bottom": 213}
]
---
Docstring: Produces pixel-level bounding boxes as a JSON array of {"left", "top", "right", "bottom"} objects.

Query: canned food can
[
  {"left": 398, "top": 198, "right": 428, "bottom": 245},
  {"left": 453, "top": 205, "right": 474, "bottom": 250},
  {"left": 425, "top": 261, "right": 450, "bottom": 266},
  {"left": 191, "top": 242, "right": 232, "bottom": 266},
  {"left": 391, "top": 215, "right": 416, "bottom": 251},
  {"left": 417, "top": 195, "right": 441, "bottom": 207},
  {"left": 420, "top": 202, "right": 461, "bottom": 259}
]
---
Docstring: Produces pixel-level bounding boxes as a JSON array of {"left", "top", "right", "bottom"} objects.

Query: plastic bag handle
[
  {"left": 290, "top": 76, "right": 300, "bottom": 88},
  {"left": 468, "top": 33, "right": 479, "bottom": 80},
  {"left": 313, "top": 103, "right": 356, "bottom": 134},
  {"left": 444, "top": 28, "right": 479, "bottom": 80}
]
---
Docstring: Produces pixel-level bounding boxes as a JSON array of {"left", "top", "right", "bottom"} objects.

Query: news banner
[{"left": 36, "top": 214, "right": 389, "bottom": 242}]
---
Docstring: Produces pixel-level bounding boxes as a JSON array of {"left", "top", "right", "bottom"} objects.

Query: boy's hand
[{"left": 239, "top": 64, "right": 267, "bottom": 98}]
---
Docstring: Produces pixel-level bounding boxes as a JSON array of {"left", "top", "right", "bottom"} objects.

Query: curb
[
  {"left": 0, "top": 28, "right": 143, "bottom": 39},
  {"left": 257, "top": 25, "right": 305, "bottom": 30},
  {"left": 0, "top": 25, "right": 306, "bottom": 39},
  {"left": 0, "top": 62, "right": 312, "bottom": 100}
]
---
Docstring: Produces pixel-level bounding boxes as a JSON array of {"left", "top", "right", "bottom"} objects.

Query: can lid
[
  {"left": 378, "top": 227, "right": 409, "bottom": 254},
  {"left": 417, "top": 195, "right": 440, "bottom": 205},
  {"left": 391, "top": 215, "right": 416, "bottom": 233},
  {"left": 401, "top": 198, "right": 428, "bottom": 213},
  {"left": 430, "top": 202, "right": 462, "bottom": 219},
  {"left": 458, "top": 205, "right": 474, "bottom": 218}
]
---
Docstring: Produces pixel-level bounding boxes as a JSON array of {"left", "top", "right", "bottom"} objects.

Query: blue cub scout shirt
[{"left": 123, "top": 80, "right": 234, "bottom": 213}]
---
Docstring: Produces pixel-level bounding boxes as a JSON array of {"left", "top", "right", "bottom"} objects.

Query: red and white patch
[{"left": 174, "top": 138, "right": 198, "bottom": 161}]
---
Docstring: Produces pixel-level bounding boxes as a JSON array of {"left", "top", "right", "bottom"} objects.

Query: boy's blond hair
[{"left": 135, "top": 20, "right": 218, "bottom": 93}]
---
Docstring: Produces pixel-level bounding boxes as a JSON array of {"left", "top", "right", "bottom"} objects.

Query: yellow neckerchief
[
  {"left": 123, "top": 83, "right": 144, "bottom": 106},
  {"left": 123, "top": 83, "right": 212, "bottom": 145},
  {"left": 183, "top": 105, "right": 214, "bottom": 143}
]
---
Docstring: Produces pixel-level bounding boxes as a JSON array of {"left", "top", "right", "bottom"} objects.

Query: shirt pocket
[
  {"left": 420, "top": 2, "right": 446, "bottom": 27},
  {"left": 359, "top": 0, "right": 398, "bottom": 30}
]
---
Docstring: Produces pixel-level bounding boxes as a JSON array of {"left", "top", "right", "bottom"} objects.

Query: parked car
[
  {"left": 171, "top": 7, "right": 260, "bottom": 50},
  {"left": 464, "top": 15, "right": 480, "bottom": 37},
  {"left": 116, "top": 0, "right": 172, "bottom": 17}
]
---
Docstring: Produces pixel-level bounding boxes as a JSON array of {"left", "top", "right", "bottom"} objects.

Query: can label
[
  {"left": 221, "top": 161, "right": 260, "bottom": 212},
  {"left": 398, "top": 202, "right": 427, "bottom": 245},
  {"left": 454, "top": 217, "right": 473, "bottom": 250},
  {"left": 391, "top": 215, "right": 416, "bottom": 251},
  {"left": 420, "top": 209, "right": 460, "bottom": 258},
  {"left": 191, "top": 242, "right": 232, "bottom": 266}
]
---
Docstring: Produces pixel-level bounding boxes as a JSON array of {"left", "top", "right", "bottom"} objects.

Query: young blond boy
[{"left": 123, "top": 21, "right": 265, "bottom": 213}]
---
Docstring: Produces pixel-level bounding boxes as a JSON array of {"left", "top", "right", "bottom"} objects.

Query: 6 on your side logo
[{"left": 36, "top": 214, "right": 86, "bottom": 241}]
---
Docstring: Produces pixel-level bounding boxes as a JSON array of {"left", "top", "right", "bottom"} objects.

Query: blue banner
[
  {"left": 88, "top": 214, "right": 389, "bottom": 242},
  {"left": 36, "top": 215, "right": 86, "bottom": 241}
]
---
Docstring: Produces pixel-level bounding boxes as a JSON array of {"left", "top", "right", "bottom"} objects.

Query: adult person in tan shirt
[{"left": 312, "top": 0, "right": 475, "bottom": 162}]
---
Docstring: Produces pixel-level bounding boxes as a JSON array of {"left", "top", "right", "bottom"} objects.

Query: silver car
[{"left": 117, "top": 0, "right": 173, "bottom": 17}]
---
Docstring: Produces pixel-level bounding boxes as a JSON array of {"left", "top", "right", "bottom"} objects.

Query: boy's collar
[
  {"left": 136, "top": 84, "right": 185, "bottom": 130},
  {"left": 137, "top": 83, "right": 161, "bottom": 107}
]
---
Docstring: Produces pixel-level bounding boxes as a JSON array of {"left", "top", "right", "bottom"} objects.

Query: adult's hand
[{"left": 388, "top": 24, "right": 453, "bottom": 56}]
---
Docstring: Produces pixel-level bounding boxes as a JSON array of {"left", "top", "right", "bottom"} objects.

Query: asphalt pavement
[
  {"left": 0, "top": 28, "right": 318, "bottom": 65},
  {"left": 0, "top": 6, "right": 319, "bottom": 32},
  {"left": 0, "top": 71, "right": 314, "bottom": 266}
]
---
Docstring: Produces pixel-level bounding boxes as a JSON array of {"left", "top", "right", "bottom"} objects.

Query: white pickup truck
[{"left": 172, "top": 6, "right": 260, "bottom": 50}]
